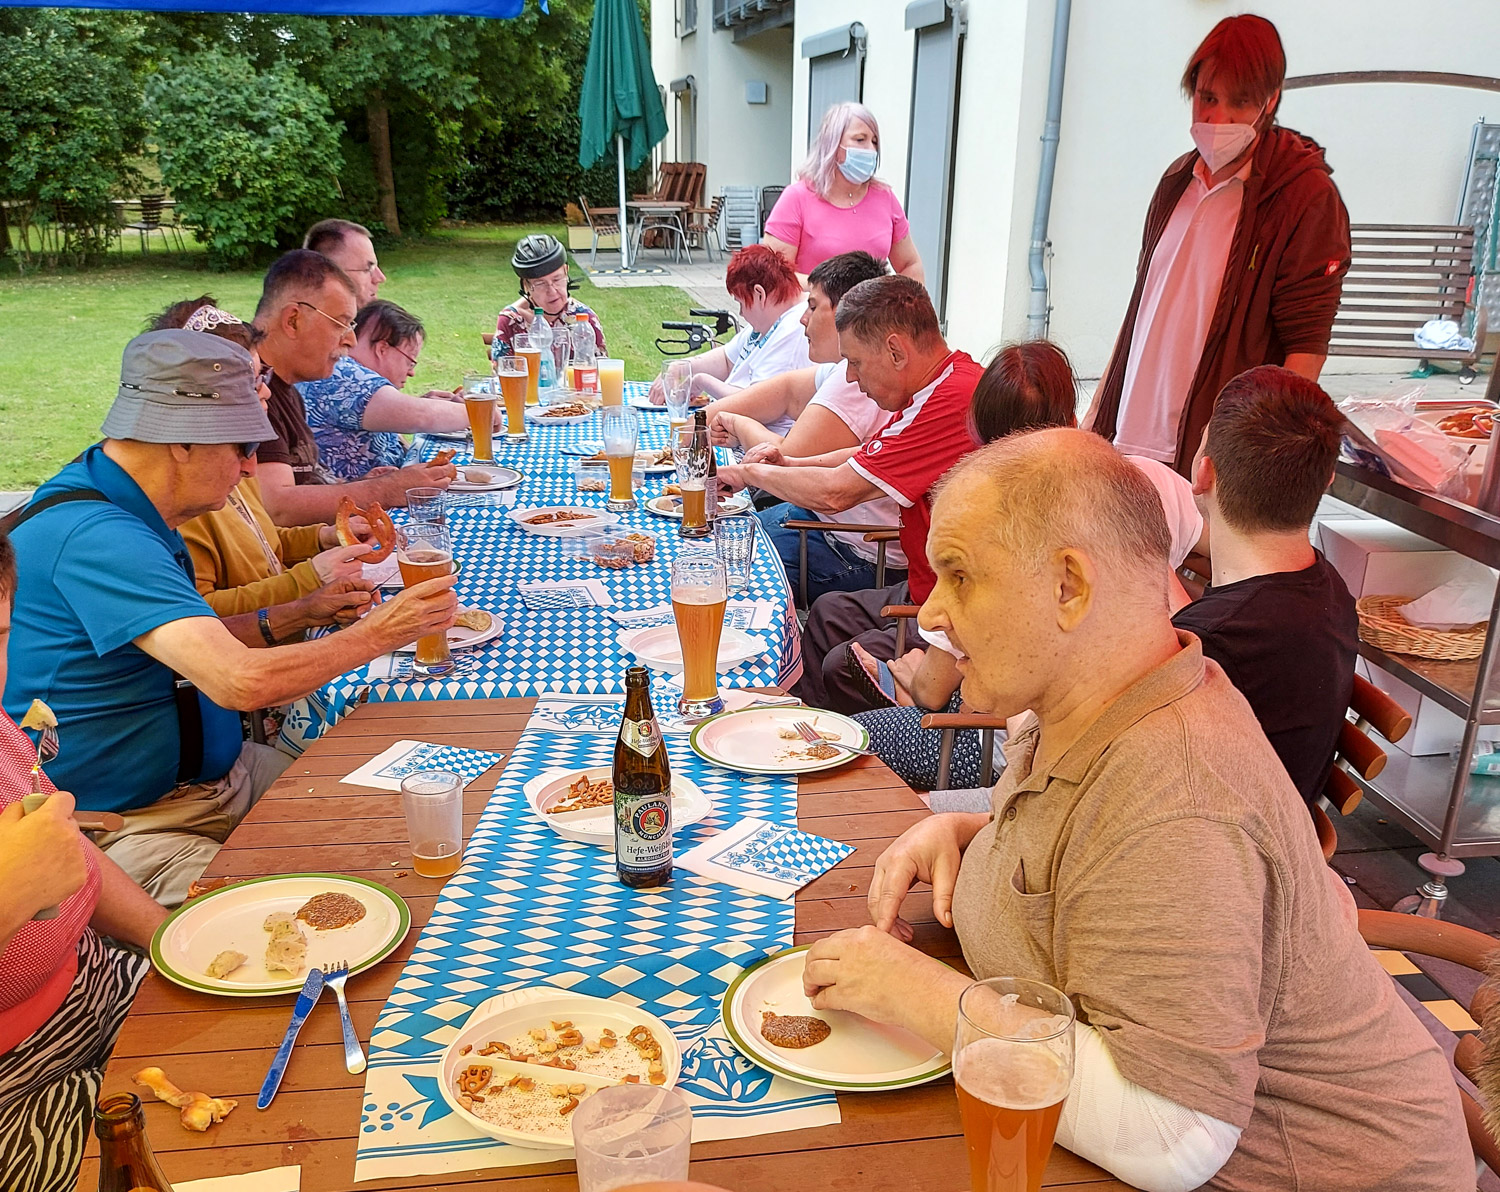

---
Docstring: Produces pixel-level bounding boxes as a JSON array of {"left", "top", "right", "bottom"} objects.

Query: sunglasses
[
  {"left": 255, "top": 364, "right": 274, "bottom": 388},
  {"left": 234, "top": 442, "right": 261, "bottom": 460}
]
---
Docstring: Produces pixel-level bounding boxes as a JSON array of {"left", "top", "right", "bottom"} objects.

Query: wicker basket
[{"left": 1356, "top": 594, "right": 1488, "bottom": 661}]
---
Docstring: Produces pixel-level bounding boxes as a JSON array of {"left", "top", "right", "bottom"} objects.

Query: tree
[{"left": 146, "top": 49, "right": 343, "bottom": 267}]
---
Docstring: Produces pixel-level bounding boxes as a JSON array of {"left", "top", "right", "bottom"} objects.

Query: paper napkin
[
  {"left": 516, "top": 578, "right": 614, "bottom": 610},
  {"left": 341, "top": 740, "right": 506, "bottom": 791},
  {"left": 675, "top": 816, "right": 854, "bottom": 899},
  {"left": 178, "top": 1167, "right": 300, "bottom": 1192}
]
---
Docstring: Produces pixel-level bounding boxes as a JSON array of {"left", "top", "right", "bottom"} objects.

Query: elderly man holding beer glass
[{"left": 802, "top": 430, "right": 1472, "bottom": 1192}]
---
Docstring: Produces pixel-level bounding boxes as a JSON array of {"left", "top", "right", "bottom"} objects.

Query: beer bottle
[
  {"left": 696, "top": 409, "right": 719, "bottom": 525},
  {"left": 614, "top": 666, "right": 673, "bottom": 888},
  {"left": 96, "top": 1092, "right": 175, "bottom": 1191}
]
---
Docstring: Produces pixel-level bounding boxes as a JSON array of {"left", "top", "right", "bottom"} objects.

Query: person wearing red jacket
[{"left": 1086, "top": 13, "right": 1351, "bottom": 477}]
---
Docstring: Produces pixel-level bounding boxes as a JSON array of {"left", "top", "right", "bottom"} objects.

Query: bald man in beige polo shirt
[{"left": 802, "top": 430, "right": 1471, "bottom": 1191}]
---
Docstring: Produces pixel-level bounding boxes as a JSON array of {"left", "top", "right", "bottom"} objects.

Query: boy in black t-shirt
[{"left": 1175, "top": 365, "right": 1356, "bottom": 804}]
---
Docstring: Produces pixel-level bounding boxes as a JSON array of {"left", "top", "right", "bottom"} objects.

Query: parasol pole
[{"left": 616, "top": 134, "right": 631, "bottom": 269}]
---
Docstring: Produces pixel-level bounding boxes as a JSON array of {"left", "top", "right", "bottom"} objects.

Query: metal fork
[
  {"left": 325, "top": 960, "right": 366, "bottom": 1074},
  {"left": 792, "top": 719, "right": 878, "bottom": 757}
]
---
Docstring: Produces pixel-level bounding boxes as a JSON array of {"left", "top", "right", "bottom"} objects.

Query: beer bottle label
[
  {"left": 616, "top": 793, "right": 673, "bottom": 870},
  {"left": 619, "top": 716, "right": 660, "bottom": 759}
]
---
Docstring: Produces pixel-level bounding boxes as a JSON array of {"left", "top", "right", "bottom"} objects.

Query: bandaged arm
[{"left": 1056, "top": 1022, "right": 1242, "bottom": 1192}]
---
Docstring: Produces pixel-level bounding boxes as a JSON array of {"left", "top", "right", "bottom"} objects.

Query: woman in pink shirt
[
  {"left": 763, "top": 102, "right": 924, "bottom": 282},
  {"left": 0, "top": 530, "right": 167, "bottom": 1192}
]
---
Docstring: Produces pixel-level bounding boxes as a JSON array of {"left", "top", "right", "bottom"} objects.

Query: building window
[{"left": 677, "top": 0, "right": 697, "bottom": 37}]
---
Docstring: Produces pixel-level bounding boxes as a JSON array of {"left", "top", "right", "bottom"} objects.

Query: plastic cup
[
  {"left": 599, "top": 358, "right": 626, "bottom": 406},
  {"left": 714, "top": 516, "right": 756, "bottom": 593},
  {"left": 571, "top": 1084, "right": 692, "bottom": 1192},
  {"left": 398, "top": 769, "right": 464, "bottom": 878}
]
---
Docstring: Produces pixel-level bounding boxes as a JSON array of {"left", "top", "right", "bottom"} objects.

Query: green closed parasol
[{"left": 578, "top": 0, "right": 668, "bottom": 268}]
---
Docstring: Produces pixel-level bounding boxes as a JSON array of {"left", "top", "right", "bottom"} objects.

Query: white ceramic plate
[
  {"left": 423, "top": 429, "right": 470, "bottom": 441},
  {"left": 522, "top": 765, "right": 712, "bottom": 848},
  {"left": 645, "top": 492, "right": 753, "bottom": 520},
  {"left": 507, "top": 506, "right": 619, "bottom": 537},
  {"left": 150, "top": 874, "right": 410, "bottom": 997},
  {"left": 721, "top": 946, "right": 949, "bottom": 1092},
  {"left": 450, "top": 466, "right": 523, "bottom": 492},
  {"left": 690, "top": 706, "right": 868, "bottom": 775},
  {"left": 393, "top": 610, "right": 503, "bottom": 652},
  {"left": 620, "top": 625, "right": 767, "bottom": 676},
  {"left": 560, "top": 443, "right": 675, "bottom": 474},
  {"left": 438, "top": 987, "right": 682, "bottom": 1148},
  {"left": 526, "top": 404, "right": 594, "bottom": 425}
]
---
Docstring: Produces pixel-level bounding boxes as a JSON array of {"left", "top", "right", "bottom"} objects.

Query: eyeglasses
[
  {"left": 234, "top": 442, "right": 261, "bottom": 460},
  {"left": 296, "top": 300, "right": 358, "bottom": 334},
  {"left": 390, "top": 342, "right": 419, "bottom": 371}
]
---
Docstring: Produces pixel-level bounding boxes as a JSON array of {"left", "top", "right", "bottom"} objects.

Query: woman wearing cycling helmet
[{"left": 492, "top": 233, "right": 607, "bottom": 360}]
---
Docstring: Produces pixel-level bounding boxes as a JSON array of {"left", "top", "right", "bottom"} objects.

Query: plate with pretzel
[
  {"left": 522, "top": 765, "right": 711, "bottom": 847},
  {"left": 506, "top": 505, "right": 619, "bottom": 537},
  {"left": 1434, "top": 407, "right": 1497, "bottom": 441}
]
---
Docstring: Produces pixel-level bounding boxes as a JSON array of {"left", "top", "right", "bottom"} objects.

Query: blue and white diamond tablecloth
[
  {"left": 280, "top": 383, "right": 801, "bottom": 756},
  {"left": 352, "top": 727, "right": 839, "bottom": 1182}
]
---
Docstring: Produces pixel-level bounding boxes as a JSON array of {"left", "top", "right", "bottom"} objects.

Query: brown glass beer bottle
[
  {"left": 95, "top": 1092, "right": 175, "bottom": 1191},
  {"left": 614, "top": 666, "right": 674, "bottom": 887}
]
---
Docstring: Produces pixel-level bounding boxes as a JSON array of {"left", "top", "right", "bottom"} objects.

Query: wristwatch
[{"left": 257, "top": 607, "right": 277, "bottom": 647}]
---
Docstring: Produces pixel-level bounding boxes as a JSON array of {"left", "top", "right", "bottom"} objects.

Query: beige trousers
[{"left": 93, "top": 742, "right": 291, "bottom": 907}]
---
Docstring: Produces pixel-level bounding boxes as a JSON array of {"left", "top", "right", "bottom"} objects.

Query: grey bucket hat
[{"left": 101, "top": 329, "right": 275, "bottom": 445}]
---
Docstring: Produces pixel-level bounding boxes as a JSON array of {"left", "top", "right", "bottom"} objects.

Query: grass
[{"left": 0, "top": 223, "right": 694, "bottom": 489}]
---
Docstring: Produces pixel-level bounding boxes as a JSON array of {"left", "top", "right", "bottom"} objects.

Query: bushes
[{"left": 146, "top": 50, "right": 344, "bottom": 268}]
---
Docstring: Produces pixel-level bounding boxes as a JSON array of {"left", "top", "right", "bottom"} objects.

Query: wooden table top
[{"left": 81, "top": 698, "right": 1133, "bottom": 1191}]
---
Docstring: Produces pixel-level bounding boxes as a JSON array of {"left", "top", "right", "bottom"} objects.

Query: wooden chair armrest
[
  {"left": 1325, "top": 766, "right": 1364, "bottom": 816},
  {"left": 1456, "top": 1032, "right": 1483, "bottom": 1083},
  {"left": 481, "top": 332, "right": 495, "bottom": 347},
  {"left": 1338, "top": 720, "right": 1387, "bottom": 781},
  {"left": 863, "top": 529, "right": 900, "bottom": 543},
  {"left": 881, "top": 605, "right": 921, "bottom": 620},
  {"left": 920, "top": 712, "right": 1010, "bottom": 731},
  {"left": 1312, "top": 802, "right": 1337, "bottom": 862},
  {"left": 1357, "top": 908, "right": 1500, "bottom": 972},
  {"left": 1462, "top": 1089, "right": 1500, "bottom": 1176},
  {"left": 1350, "top": 673, "right": 1413, "bottom": 744},
  {"left": 781, "top": 520, "right": 826, "bottom": 532}
]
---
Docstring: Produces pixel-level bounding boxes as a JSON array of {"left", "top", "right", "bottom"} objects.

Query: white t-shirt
[
  {"left": 724, "top": 301, "right": 812, "bottom": 435},
  {"left": 1126, "top": 455, "right": 1203, "bottom": 569},
  {"left": 804, "top": 362, "right": 908, "bottom": 568},
  {"left": 1115, "top": 159, "right": 1250, "bottom": 462}
]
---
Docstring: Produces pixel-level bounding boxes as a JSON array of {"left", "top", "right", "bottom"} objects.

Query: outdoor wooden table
[{"left": 80, "top": 697, "right": 1134, "bottom": 1191}]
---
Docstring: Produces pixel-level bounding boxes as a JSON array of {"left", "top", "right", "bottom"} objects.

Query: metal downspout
[{"left": 1025, "top": 0, "right": 1072, "bottom": 339}]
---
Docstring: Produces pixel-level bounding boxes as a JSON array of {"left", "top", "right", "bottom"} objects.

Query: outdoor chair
[
  {"left": 685, "top": 195, "right": 725, "bottom": 262},
  {"left": 578, "top": 195, "right": 622, "bottom": 267},
  {"left": 1312, "top": 672, "right": 1413, "bottom": 861},
  {"left": 125, "top": 194, "right": 184, "bottom": 254},
  {"left": 780, "top": 517, "right": 896, "bottom": 610},
  {"left": 1356, "top": 909, "right": 1500, "bottom": 1177},
  {"left": 760, "top": 184, "right": 786, "bottom": 234}
]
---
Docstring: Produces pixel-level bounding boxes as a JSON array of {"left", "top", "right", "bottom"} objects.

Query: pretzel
[
  {"left": 431, "top": 448, "right": 457, "bottom": 466},
  {"left": 335, "top": 497, "right": 397, "bottom": 563}
]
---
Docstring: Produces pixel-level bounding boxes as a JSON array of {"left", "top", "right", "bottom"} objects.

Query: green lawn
[{"left": 0, "top": 224, "right": 693, "bottom": 489}]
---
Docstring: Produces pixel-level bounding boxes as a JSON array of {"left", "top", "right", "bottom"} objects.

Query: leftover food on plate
[
  {"left": 296, "top": 891, "right": 368, "bottom": 930},
  {"left": 525, "top": 510, "right": 595, "bottom": 525},
  {"left": 204, "top": 950, "right": 246, "bottom": 980},
  {"left": 789, "top": 742, "right": 842, "bottom": 762},
  {"left": 265, "top": 922, "right": 307, "bottom": 976},
  {"left": 540, "top": 402, "right": 590, "bottom": 418},
  {"left": 133, "top": 1066, "right": 238, "bottom": 1132},
  {"left": 760, "top": 1011, "right": 832, "bottom": 1050},
  {"left": 551, "top": 774, "right": 613, "bottom": 813},
  {"left": 454, "top": 1064, "right": 595, "bottom": 1135},
  {"left": 460, "top": 1020, "right": 667, "bottom": 1085},
  {"left": 1437, "top": 407, "right": 1496, "bottom": 439},
  {"left": 454, "top": 607, "right": 494, "bottom": 632}
]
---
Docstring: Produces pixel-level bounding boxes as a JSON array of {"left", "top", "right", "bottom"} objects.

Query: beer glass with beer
[
  {"left": 514, "top": 333, "right": 542, "bottom": 405},
  {"left": 601, "top": 405, "right": 640, "bottom": 512},
  {"left": 953, "top": 977, "right": 1075, "bottom": 1192},
  {"left": 398, "top": 769, "right": 464, "bottom": 878},
  {"left": 397, "top": 524, "right": 457, "bottom": 678},
  {"left": 497, "top": 355, "right": 529, "bottom": 442},
  {"left": 598, "top": 357, "right": 625, "bottom": 407},
  {"left": 671, "top": 423, "right": 711, "bottom": 540},
  {"left": 671, "top": 551, "right": 727, "bottom": 722},
  {"left": 463, "top": 372, "right": 497, "bottom": 463}
]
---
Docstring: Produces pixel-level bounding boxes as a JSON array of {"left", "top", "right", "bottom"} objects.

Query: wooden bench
[{"left": 1329, "top": 223, "right": 1492, "bottom": 388}]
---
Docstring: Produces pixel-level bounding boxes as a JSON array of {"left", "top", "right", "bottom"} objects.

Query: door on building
[
  {"left": 670, "top": 76, "right": 698, "bottom": 161},
  {"left": 904, "top": 0, "right": 965, "bottom": 323},
  {"left": 802, "top": 22, "right": 866, "bottom": 141}
]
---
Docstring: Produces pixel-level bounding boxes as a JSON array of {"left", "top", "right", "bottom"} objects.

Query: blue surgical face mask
[{"left": 838, "top": 146, "right": 879, "bottom": 185}]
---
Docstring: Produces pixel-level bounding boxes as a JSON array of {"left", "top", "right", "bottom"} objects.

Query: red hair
[
  {"left": 1182, "top": 14, "right": 1285, "bottom": 124},
  {"left": 725, "top": 245, "right": 801, "bottom": 307}
]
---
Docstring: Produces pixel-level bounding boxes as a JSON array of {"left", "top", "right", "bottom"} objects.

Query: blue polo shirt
[{"left": 2, "top": 445, "right": 244, "bottom": 813}]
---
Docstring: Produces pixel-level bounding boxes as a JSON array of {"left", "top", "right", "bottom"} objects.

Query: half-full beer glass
[
  {"left": 671, "top": 551, "right": 727, "bottom": 722},
  {"left": 497, "top": 356, "right": 529, "bottom": 442},
  {"left": 397, "top": 524, "right": 456, "bottom": 678},
  {"left": 463, "top": 373, "right": 496, "bottom": 462},
  {"left": 954, "top": 977, "right": 1075, "bottom": 1192},
  {"left": 601, "top": 405, "right": 640, "bottom": 512}
]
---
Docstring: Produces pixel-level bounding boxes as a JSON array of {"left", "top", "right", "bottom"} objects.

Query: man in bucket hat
[{"left": 2, "top": 330, "right": 457, "bottom": 905}]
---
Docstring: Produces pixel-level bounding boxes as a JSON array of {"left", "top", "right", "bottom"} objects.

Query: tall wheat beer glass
[
  {"left": 463, "top": 373, "right": 496, "bottom": 462},
  {"left": 514, "top": 333, "right": 543, "bottom": 405},
  {"left": 497, "top": 355, "right": 529, "bottom": 442},
  {"left": 397, "top": 524, "right": 456, "bottom": 677},
  {"left": 954, "top": 978, "right": 1075, "bottom": 1192},
  {"left": 601, "top": 405, "right": 640, "bottom": 511},
  {"left": 671, "top": 551, "right": 727, "bottom": 722}
]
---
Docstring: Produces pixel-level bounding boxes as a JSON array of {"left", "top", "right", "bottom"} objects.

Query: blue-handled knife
[{"left": 258, "top": 967, "right": 325, "bottom": 1110}]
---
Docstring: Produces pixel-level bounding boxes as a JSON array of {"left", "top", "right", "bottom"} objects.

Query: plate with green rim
[
  {"left": 721, "top": 946, "right": 951, "bottom": 1092},
  {"left": 688, "top": 705, "right": 869, "bottom": 775},
  {"left": 150, "top": 873, "right": 410, "bottom": 998}
]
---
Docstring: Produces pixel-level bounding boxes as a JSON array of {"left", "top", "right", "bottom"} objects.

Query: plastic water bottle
[
  {"left": 571, "top": 314, "right": 599, "bottom": 395},
  {"left": 528, "top": 309, "right": 557, "bottom": 391}
]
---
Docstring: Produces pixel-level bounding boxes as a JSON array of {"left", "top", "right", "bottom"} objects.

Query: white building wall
[{"left": 650, "top": 9, "right": 796, "bottom": 200}]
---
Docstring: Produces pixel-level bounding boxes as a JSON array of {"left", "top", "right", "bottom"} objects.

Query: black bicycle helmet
[{"left": 511, "top": 233, "right": 567, "bottom": 280}]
